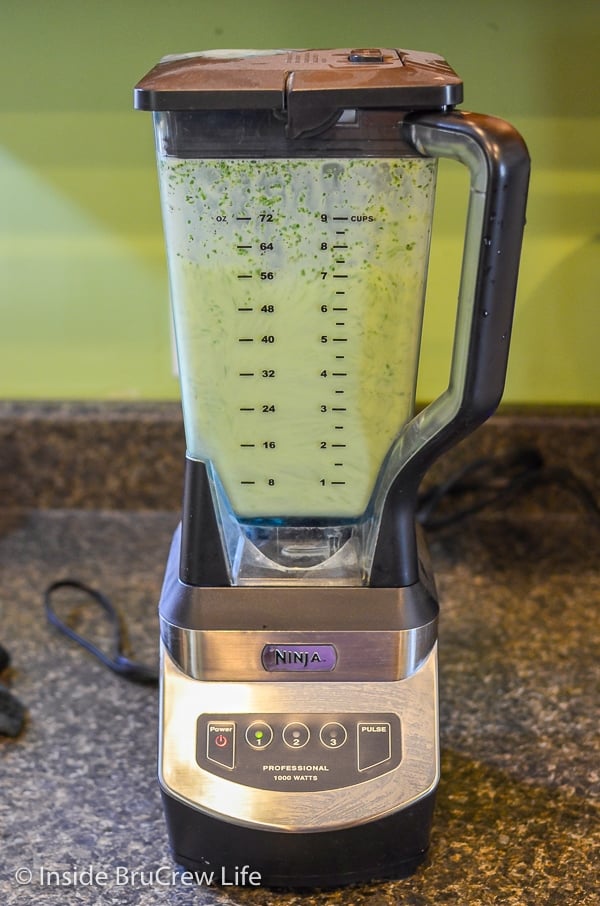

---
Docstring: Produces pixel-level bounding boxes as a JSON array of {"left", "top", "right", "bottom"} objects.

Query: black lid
[{"left": 134, "top": 48, "right": 463, "bottom": 138}]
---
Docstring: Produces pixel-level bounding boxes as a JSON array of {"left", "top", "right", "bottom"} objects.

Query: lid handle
[{"left": 348, "top": 48, "right": 385, "bottom": 63}]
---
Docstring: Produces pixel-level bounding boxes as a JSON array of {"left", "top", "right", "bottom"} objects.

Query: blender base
[
  {"left": 161, "top": 787, "right": 436, "bottom": 888},
  {"left": 157, "top": 523, "right": 440, "bottom": 889}
]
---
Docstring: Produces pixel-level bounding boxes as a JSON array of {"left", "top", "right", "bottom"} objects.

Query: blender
[{"left": 134, "top": 48, "right": 529, "bottom": 887}]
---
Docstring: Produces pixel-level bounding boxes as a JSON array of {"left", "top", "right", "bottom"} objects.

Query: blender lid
[{"left": 134, "top": 48, "right": 463, "bottom": 138}]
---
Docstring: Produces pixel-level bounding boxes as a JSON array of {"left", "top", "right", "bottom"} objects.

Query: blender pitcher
[{"left": 135, "top": 48, "right": 529, "bottom": 887}]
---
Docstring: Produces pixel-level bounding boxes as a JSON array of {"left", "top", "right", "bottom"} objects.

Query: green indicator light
[{"left": 255, "top": 730, "right": 264, "bottom": 740}]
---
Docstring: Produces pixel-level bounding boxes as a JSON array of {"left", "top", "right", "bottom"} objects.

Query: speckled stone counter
[{"left": 0, "top": 404, "right": 598, "bottom": 905}]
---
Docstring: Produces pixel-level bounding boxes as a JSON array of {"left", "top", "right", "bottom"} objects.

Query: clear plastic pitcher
[{"left": 136, "top": 49, "right": 529, "bottom": 586}]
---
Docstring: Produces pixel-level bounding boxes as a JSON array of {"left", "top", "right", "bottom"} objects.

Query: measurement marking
[
  {"left": 238, "top": 338, "right": 254, "bottom": 342},
  {"left": 236, "top": 216, "right": 251, "bottom": 221},
  {"left": 333, "top": 308, "right": 348, "bottom": 312},
  {"left": 332, "top": 407, "right": 347, "bottom": 412},
  {"left": 333, "top": 274, "right": 348, "bottom": 279},
  {"left": 334, "top": 426, "right": 344, "bottom": 430},
  {"left": 333, "top": 338, "right": 348, "bottom": 342},
  {"left": 333, "top": 217, "right": 349, "bottom": 221},
  {"left": 237, "top": 244, "right": 252, "bottom": 249},
  {"left": 237, "top": 274, "right": 253, "bottom": 279},
  {"left": 335, "top": 230, "right": 347, "bottom": 235},
  {"left": 335, "top": 292, "right": 346, "bottom": 296},
  {"left": 335, "top": 390, "right": 345, "bottom": 394},
  {"left": 335, "top": 259, "right": 346, "bottom": 264},
  {"left": 333, "top": 244, "right": 348, "bottom": 249},
  {"left": 239, "top": 407, "right": 255, "bottom": 411},
  {"left": 332, "top": 481, "right": 346, "bottom": 485},
  {"left": 335, "top": 322, "right": 345, "bottom": 326},
  {"left": 335, "top": 355, "right": 345, "bottom": 359},
  {"left": 334, "top": 463, "right": 344, "bottom": 467},
  {"left": 332, "top": 372, "right": 347, "bottom": 376},
  {"left": 332, "top": 443, "right": 346, "bottom": 447},
  {"left": 240, "top": 480, "right": 256, "bottom": 485},
  {"left": 240, "top": 443, "right": 256, "bottom": 448},
  {"left": 238, "top": 307, "right": 253, "bottom": 312}
]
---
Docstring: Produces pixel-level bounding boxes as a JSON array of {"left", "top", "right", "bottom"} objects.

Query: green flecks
[{"left": 158, "top": 154, "right": 435, "bottom": 517}]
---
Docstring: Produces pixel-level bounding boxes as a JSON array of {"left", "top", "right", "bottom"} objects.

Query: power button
[
  {"left": 207, "top": 721, "right": 235, "bottom": 769},
  {"left": 348, "top": 48, "right": 384, "bottom": 63}
]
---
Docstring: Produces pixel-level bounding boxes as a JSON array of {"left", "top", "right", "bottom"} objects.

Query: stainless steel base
[{"left": 159, "top": 642, "right": 439, "bottom": 833}]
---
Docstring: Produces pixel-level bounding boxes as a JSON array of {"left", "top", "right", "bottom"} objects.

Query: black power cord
[
  {"left": 44, "top": 580, "right": 158, "bottom": 685},
  {"left": 417, "top": 446, "right": 600, "bottom": 530},
  {"left": 0, "top": 642, "right": 27, "bottom": 738}
]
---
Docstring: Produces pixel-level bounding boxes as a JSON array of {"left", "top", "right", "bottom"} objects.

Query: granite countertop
[{"left": 0, "top": 404, "right": 598, "bottom": 905}]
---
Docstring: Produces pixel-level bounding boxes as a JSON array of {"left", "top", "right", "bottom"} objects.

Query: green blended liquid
[{"left": 159, "top": 157, "right": 436, "bottom": 519}]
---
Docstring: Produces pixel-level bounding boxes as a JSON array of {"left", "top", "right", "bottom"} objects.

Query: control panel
[{"left": 196, "top": 712, "right": 402, "bottom": 791}]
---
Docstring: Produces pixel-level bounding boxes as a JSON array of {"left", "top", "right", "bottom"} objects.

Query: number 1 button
[{"left": 245, "top": 721, "right": 274, "bottom": 749}]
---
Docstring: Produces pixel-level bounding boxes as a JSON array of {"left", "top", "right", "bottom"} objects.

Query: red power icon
[{"left": 215, "top": 734, "right": 229, "bottom": 748}]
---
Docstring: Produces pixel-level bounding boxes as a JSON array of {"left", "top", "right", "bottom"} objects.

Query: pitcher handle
[{"left": 371, "top": 111, "right": 530, "bottom": 586}]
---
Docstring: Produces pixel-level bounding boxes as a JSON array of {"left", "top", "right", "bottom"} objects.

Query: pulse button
[
  {"left": 348, "top": 48, "right": 385, "bottom": 64},
  {"left": 357, "top": 721, "right": 392, "bottom": 771}
]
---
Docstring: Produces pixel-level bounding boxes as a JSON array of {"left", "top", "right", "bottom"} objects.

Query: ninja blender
[{"left": 134, "top": 47, "right": 529, "bottom": 887}]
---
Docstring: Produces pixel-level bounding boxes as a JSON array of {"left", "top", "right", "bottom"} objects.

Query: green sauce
[{"left": 159, "top": 157, "right": 436, "bottom": 518}]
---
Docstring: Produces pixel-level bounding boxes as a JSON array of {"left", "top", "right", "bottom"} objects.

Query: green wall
[{"left": 1, "top": 0, "right": 598, "bottom": 403}]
